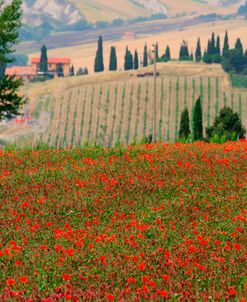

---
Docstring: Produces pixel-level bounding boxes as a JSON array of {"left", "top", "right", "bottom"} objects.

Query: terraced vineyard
[{"left": 13, "top": 63, "right": 247, "bottom": 148}]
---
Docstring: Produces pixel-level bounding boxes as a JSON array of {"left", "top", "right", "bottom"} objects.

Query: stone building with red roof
[{"left": 31, "top": 57, "right": 71, "bottom": 77}]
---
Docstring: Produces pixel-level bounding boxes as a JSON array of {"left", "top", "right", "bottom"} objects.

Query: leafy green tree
[
  {"left": 0, "top": 0, "right": 25, "bottom": 121},
  {"left": 94, "top": 36, "right": 104, "bottom": 72},
  {"left": 143, "top": 43, "right": 148, "bottom": 67},
  {"left": 223, "top": 30, "right": 229, "bottom": 56},
  {"left": 109, "top": 46, "right": 117, "bottom": 71},
  {"left": 195, "top": 38, "right": 202, "bottom": 62},
  {"left": 179, "top": 107, "right": 191, "bottom": 140},
  {"left": 134, "top": 50, "right": 139, "bottom": 70},
  {"left": 221, "top": 48, "right": 245, "bottom": 74},
  {"left": 206, "top": 107, "right": 246, "bottom": 141},
  {"left": 179, "top": 40, "right": 190, "bottom": 61},
  {"left": 193, "top": 97, "right": 203, "bottom": 141},
  {"left": 39, "top": 45, "right": 48, "bottom": 73}
]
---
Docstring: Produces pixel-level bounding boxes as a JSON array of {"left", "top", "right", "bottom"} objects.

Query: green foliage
[
  {"left": 134, "top": 50, "right": 139, "bottom": 70},
  {"left": 109, "top": 46, "right": 117, "bottom": 71},
  {"left": 193, "top": 97, "right": 203, "bottom": 141},
  {"left": 143, "top": 44, "right": 148, "bottom": 67},
  {"left": 70, "top": 65, "right": 75, "bottom": 76},
  {"left": 94, "top": 36, "right": 104, "bottom": 73},
  {"left": 160, "top": 45, "right": 171, "bottom": 62},
  {"left": 124, "top": 46, "right": 133, "bottom": 70},
  {"left": 179, "top": 40, "right": 190, "bottom": 61},
  {"left": 0, "top": 0, "right": 24, "bottom": 121},
  {"left": 0, "top": 0, "right": 22, "bottom": 69},
  {"left": 76, "top": 67, "right": 88, "bottom": 76},
  {"left": 56, "top": 64, "right": 64, "bottom": 77},
  {"left": 179, "top": 107, "right": 191, "bottom": 140},
  {"left": 206, "top": 107, "right": 246, "bottom": 141},
  {"left": 195, "top": 38, "right": 202, "bottom": 62},
  {"left": 231, "top": 74, "right": 247, "bottom": 88},
  {"left": 221, "top": 48, "right": 245, "bottom": 74},
  {"left": 0, "top": 76, "right": 25, "bottom": 120},
  {"left": 223, "top": 30, "right": 229, "bottom": 56},
  {"left": 39, "top": 45, "right": 48, "bottom": 73}
]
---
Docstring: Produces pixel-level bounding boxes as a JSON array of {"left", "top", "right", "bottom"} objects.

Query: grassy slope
[{"left": 3, "top": 62, "right": 246, "bottom": 148}]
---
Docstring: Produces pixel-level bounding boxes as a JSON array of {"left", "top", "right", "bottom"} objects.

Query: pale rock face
[
  {"left": 132, "top": 0, "right": 168, "bottom": 15},
  {"left": 21, "top": 0, "right": 84, "bottom": 26}
]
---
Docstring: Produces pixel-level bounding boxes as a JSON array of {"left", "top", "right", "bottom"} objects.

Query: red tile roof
[
  {"left": 31, "top": 58, "right": 71, "bottom": 64},
  {"left": 6, "top": 66, "right": 36, "bottom": 76}
]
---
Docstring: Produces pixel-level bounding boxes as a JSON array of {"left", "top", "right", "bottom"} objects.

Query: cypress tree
[
  {"left": 155, "top": 43, "right": 159, "bottom": 59},
  {"left": 56, "top": 64, "right": 64, "bottom": 77},
  {"left": 129, "top": 51, "right": 133, "bottom": 70},
  {"left": 193, "top": 97, "right": 203, "bottom": 141},
  {"left": 94, "top": 36, "right": 104, "bottom": 72},
  {"left": 70, "top": 65, "right": 75, "bottom": 76},
  {"left": 134, "top": 50, "right": 139, "bottom": 70},
  {"left": 179, "top": 40, "right": 190, "bottom": 61},
  {"left": 124, "top": 47, "right": 133, "bottom": 70},
  {"left": 216, "top": 35, "right": 221, "bottom": 55},
  {"left": 143, "top": 43, "right": 148, "bottom": 67},
  {"left": 179, "top": 108, "right": 191, "bottom": 140},
  {"left": 206, "top": 39, "right": 212, "bottom": 63},
  {"left": 109, "top": 46, "right": 117, "bottom": 71},
  {"left": 195, "top": 38, "right": 202, "bottom": 62},
  {"left": 165, "top": 45, "right": 171, "bottom": 61},
  {"left": 39, "top": 45, "right": 48, "bottom": 73},
  {"left": 223, "top": 30, "right": 229, "bottom": 56},
  {"left": 210, "top": 32, "right": 216, "bottom": 55},
  {"left": 235, "top": 38, "right": 244, "bottom": 56}
]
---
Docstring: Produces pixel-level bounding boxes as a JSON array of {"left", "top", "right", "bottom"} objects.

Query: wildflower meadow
[{"left": 0, "top": 142, "right": 246, "bottom": 301}]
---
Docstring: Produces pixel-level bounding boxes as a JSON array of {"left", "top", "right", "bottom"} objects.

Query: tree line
[
  {"left": 94, "top": 32, "right": 247, "bottom": 76},
  {"left": 178, "top": 99, "right": 246, "bottom": 143}
]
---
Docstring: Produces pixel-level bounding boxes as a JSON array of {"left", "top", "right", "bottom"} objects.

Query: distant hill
[{"left": 18, "top": 0, "right": 244, "bottom": 40}]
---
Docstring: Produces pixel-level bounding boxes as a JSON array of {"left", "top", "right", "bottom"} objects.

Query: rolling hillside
[
  {"left": 1, "top": 62, "right": 246, "bottom": 148},
  {"left": 20, "top": 0, "right": 244, "bottom": 28}
]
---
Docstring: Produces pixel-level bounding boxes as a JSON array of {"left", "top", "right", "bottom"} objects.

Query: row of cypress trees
[
  {"left": 94, "top": 36, "right": 171, "bottom": 73},
  {"left": 94, "top": 31, "right": 246, "bottom": 73},
  {"left": 179, "top": 98, "right": 203, "bottom": 142}
]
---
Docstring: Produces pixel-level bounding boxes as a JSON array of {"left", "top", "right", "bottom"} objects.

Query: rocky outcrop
[{"left": 132, "top": 0, "right": 168, "bottom": 15}]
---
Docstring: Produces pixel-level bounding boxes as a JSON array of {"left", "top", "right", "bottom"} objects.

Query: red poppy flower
[
  {"left": 106, "top": 294, "right": 114, "bottom": 301},
  {"left": 19, "top": 276, "right": 28, "bottom": 284},
  {"left": 6, "top": 278, "right": 15, "bottom": 286},
  {"left": 62, "top": 274, "right": 70, "bottom": 281}
]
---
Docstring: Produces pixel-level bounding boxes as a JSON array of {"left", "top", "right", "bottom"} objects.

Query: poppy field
[{"left": 0, "top": 142, "right": 247, "bottom": 301}]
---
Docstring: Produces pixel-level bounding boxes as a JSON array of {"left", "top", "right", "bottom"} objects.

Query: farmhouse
[{"left": 31, "top": 57, "right": 71, "bottom": 77}]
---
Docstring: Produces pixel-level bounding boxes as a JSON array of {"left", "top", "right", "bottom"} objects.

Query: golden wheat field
[{"left": 5, "top": 62, "right": 246, "bottom": 148}]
